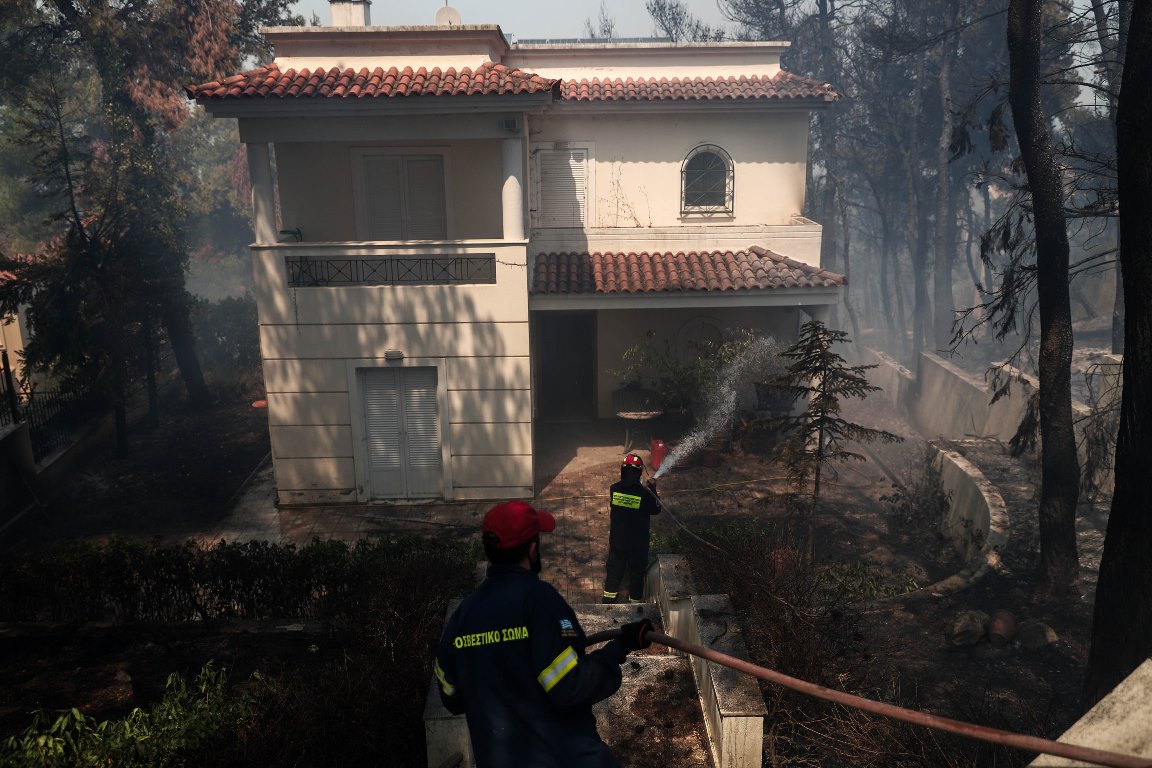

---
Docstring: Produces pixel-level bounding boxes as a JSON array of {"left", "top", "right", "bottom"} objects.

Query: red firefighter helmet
[{"left": 622, "top": 454, "right": 644, "bottom": 470}]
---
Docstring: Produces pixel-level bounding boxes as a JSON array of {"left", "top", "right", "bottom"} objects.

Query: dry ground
[{"left": 0, "top": 391, "right": 1098, "bottom": 763}]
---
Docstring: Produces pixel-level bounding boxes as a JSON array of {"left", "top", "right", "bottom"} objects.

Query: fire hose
[{"left": 585, "top": 627, "right": 1152, "bottom": 768}]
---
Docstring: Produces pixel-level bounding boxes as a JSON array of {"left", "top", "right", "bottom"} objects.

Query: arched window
[{"left": 681, "top": 145, "right": 733, "bottom": 215}]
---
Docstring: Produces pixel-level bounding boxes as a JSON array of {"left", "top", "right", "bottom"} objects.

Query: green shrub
[
  {"left": 0, "top": 535, "right": 479, "bottom": 767},
  {"left": 0, "top": 536, "right": 477, "bottom": 624},
  {"left": 0, "top": 664, "right": 250, "bottom": 768},
  {"left": 820, "top": 559, "right": 920, "bottom": 602}
]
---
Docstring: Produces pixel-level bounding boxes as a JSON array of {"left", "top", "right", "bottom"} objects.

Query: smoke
[{"left": 653, "top": 335, "right": 781, "bottom": 478}]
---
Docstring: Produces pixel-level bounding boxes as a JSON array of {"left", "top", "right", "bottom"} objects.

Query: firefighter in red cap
[
  {"left": 433, "top": 500, "right": 653, "bottom": 768},
  {"left": 602, "top": 454, "right": 663, "bottom": 604}
]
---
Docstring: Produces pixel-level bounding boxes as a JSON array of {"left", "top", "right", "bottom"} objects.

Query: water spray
[{"left": 652, "top": 336, "right": 781, "bottom": 479}]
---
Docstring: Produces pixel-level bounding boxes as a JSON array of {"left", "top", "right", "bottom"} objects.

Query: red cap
[
  {"left": 482, "top": 501, "right": 556, "bottom": 549},
  {"left": 622, "top": 454, "right": 644, "bottom": 469}
]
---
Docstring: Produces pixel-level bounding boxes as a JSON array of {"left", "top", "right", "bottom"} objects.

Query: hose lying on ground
[{"left": 585, "top": 627, "right": 1152, "bottom": 768}]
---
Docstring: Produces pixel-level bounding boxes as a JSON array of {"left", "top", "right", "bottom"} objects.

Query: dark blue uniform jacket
[
  {"left": 608, "top": 479, "right": 662, "bottom": 546},
  {"left": 434, "top": 563, "right": 628, "bottom": 768}
]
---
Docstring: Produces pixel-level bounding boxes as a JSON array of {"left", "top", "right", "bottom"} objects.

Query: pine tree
[{"left": 773, "top": 320, "right": 902, "bottom": 518}]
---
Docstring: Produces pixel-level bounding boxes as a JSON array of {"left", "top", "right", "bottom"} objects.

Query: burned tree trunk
[
  {"left": 1083, "top": 0, "right": 1152, "bottom": 709},
  {"left": 1006, "top": 0, "right": 1080, "bottom": 594},
  {"left": 933, "top": 17, "right": 958, "bottom": 353},
  {"left": 162, "top": 295, "right": 211, "bottom": 407}
]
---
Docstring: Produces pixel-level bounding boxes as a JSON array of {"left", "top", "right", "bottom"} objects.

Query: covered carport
[{"left": 529, "top": 246, "right": 845, "bottom": 423}]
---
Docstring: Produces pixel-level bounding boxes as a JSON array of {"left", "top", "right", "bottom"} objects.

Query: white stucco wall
[
  {"left": 530, "top": 111, "right": 810, "bottom": 230},
  {"left": 509, "top": 40, "right": 787, "bottom": 81},
  {"left": 266, "top": 28, "right": 789, "bottom": 84},
  {"left": 254, "top": 242, "right": 533, "bottom": 504}
]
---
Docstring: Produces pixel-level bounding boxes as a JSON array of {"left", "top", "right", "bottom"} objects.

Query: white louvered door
[
  {"left": 400, "top": 367, "right": 441, "bottom": 495},
  {"left": 362, "top": 367, "right": 442, "bottom": 498}
]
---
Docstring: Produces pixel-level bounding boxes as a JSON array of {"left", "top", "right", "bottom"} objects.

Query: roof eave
[
  {"left": 548, "top": 96, "right": 837, "bottom": 113},
  {"left": 529, "top": 286, "right": 843, "bottom": 311},
  {"left": 190, "top": 91, "right": 558, "bottom": 119}
]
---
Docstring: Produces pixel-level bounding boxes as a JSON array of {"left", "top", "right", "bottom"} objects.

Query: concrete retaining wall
[
  {"left": 865, "top": 348, "right": 914, "bottom": 413},
  {"left": 649, "top": 555, "right": 766, "bottom": 768},
  {"left": 866, "top": 348, "right": 1121, "bottom": 494},
  {"left": 646, "top": 552, "right": 695, "bottom": 647},
  {"left": 904, "top": 444, "right": 1010, "bottom": 599},
  {"left": 863, "top": 347, "right": 1129, "bottom": 597},
  {"left": 423, "top": 600, "right": 473, "bottom": 768},
  {"left": 1029, "top": 658, "right": 1152, "bottom": 766},
  {"left": 865, "top": 350, "right": 1035, "bottom": 442}
]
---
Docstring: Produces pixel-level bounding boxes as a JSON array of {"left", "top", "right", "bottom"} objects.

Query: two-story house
[{"left": 187, "top": 0, "right": 843, "bottom": 506}]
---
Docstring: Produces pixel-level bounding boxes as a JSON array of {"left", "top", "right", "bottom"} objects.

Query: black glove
[
  {"left": 618, "top": 619, "right": 654, "bottom": 653},
  {"left": 645, "top": 479, "right": 659, "bottom": 495}
]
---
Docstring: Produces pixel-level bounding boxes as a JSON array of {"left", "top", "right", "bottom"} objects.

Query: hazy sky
[{"left": 291, "top": 0, "right": 731, "bottom": 41}]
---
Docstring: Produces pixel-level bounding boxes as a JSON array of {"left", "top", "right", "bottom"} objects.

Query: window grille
[{"left": 681, "top": 144, "right": 734, "bottom": 215}]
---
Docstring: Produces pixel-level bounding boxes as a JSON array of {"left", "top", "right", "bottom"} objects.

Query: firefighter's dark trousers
[{"left": 603, "top": 539, "right": 648, "bottom": 602}]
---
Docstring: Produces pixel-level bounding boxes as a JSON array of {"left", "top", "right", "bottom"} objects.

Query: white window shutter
[
  {"left": 401, "top": 368, "right": 441, "bottom": 496},
  {"left": 538, "top": 149, "right": 588, "bottom": 228},
  {"left": 404, "top": 156, "right": 448, "bottom": 240},
  {"left": 363, "top": 369, "right": 404, "bottom": 497},
  {"left": 358, "top": 153, "right": 447, "bottom": 240},
  {"left": 363, "top": 155, "right": 404, "bottom": 240}
]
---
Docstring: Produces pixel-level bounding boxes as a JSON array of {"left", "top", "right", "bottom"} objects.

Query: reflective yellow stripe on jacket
[
  {"left": 537, "top": 646, "right": 578, "bottom": 692},
  {"left": 434, "top": 659, "right": 456, "bottom": 696}
]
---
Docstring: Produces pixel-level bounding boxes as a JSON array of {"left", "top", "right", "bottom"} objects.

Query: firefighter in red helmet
[{"left": 602, "top": 454, "right": 663, "bottom": 604}]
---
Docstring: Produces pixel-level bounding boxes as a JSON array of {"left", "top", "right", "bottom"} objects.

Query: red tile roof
[
  {"left": 532, "top": 246, "right": 844, "bottom": 295},
  {"left": 560, "top": 72, "right": 838, "bottom": 102},
  {"left": 186, "top": 62, "right": 558, "bottom": 100},
  {"left": 187, "top": 65, "right": 837, "bottom": 104}
]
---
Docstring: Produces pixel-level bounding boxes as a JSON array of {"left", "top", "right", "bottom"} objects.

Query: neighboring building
[
  {"left": 0, "top": 272, "right": 29, "bottom": 387},
  {"left": 187, "top": 1, "right": 843, "bottom": 506}
]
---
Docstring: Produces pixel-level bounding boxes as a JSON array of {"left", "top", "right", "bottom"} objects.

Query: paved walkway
[{"left": 192, "top": 420, "right": 639, "bottom": 605}]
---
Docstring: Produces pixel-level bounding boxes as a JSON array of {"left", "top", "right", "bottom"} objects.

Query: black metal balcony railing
[
  {"left": 0, "top": 347, "right": 19, "bottom": 429},
  {"left": 286, "top": 255, "right": 497, "bottom": 288},
  {"left": 0, "top": 373, "right": 100, "bottom": 461},
  {"left": 22, "top": 386, "right": 101, "bottom": 461},
  {"left": 0, "top": 372, "right": 15, "bottom": 428}
]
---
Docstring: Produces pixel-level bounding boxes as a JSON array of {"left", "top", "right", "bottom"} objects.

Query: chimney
[{"left": 330, "top": 0, "right": 371, "bottom": 27}]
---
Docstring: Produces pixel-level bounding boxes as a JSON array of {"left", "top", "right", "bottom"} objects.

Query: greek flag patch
[{"left": 560, "top": 619, "right": 573, "bottom": 630}]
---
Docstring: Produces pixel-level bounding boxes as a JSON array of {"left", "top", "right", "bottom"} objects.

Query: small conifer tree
[{"left": 772, "top": 320, "right": 902, "bottom": 518}]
